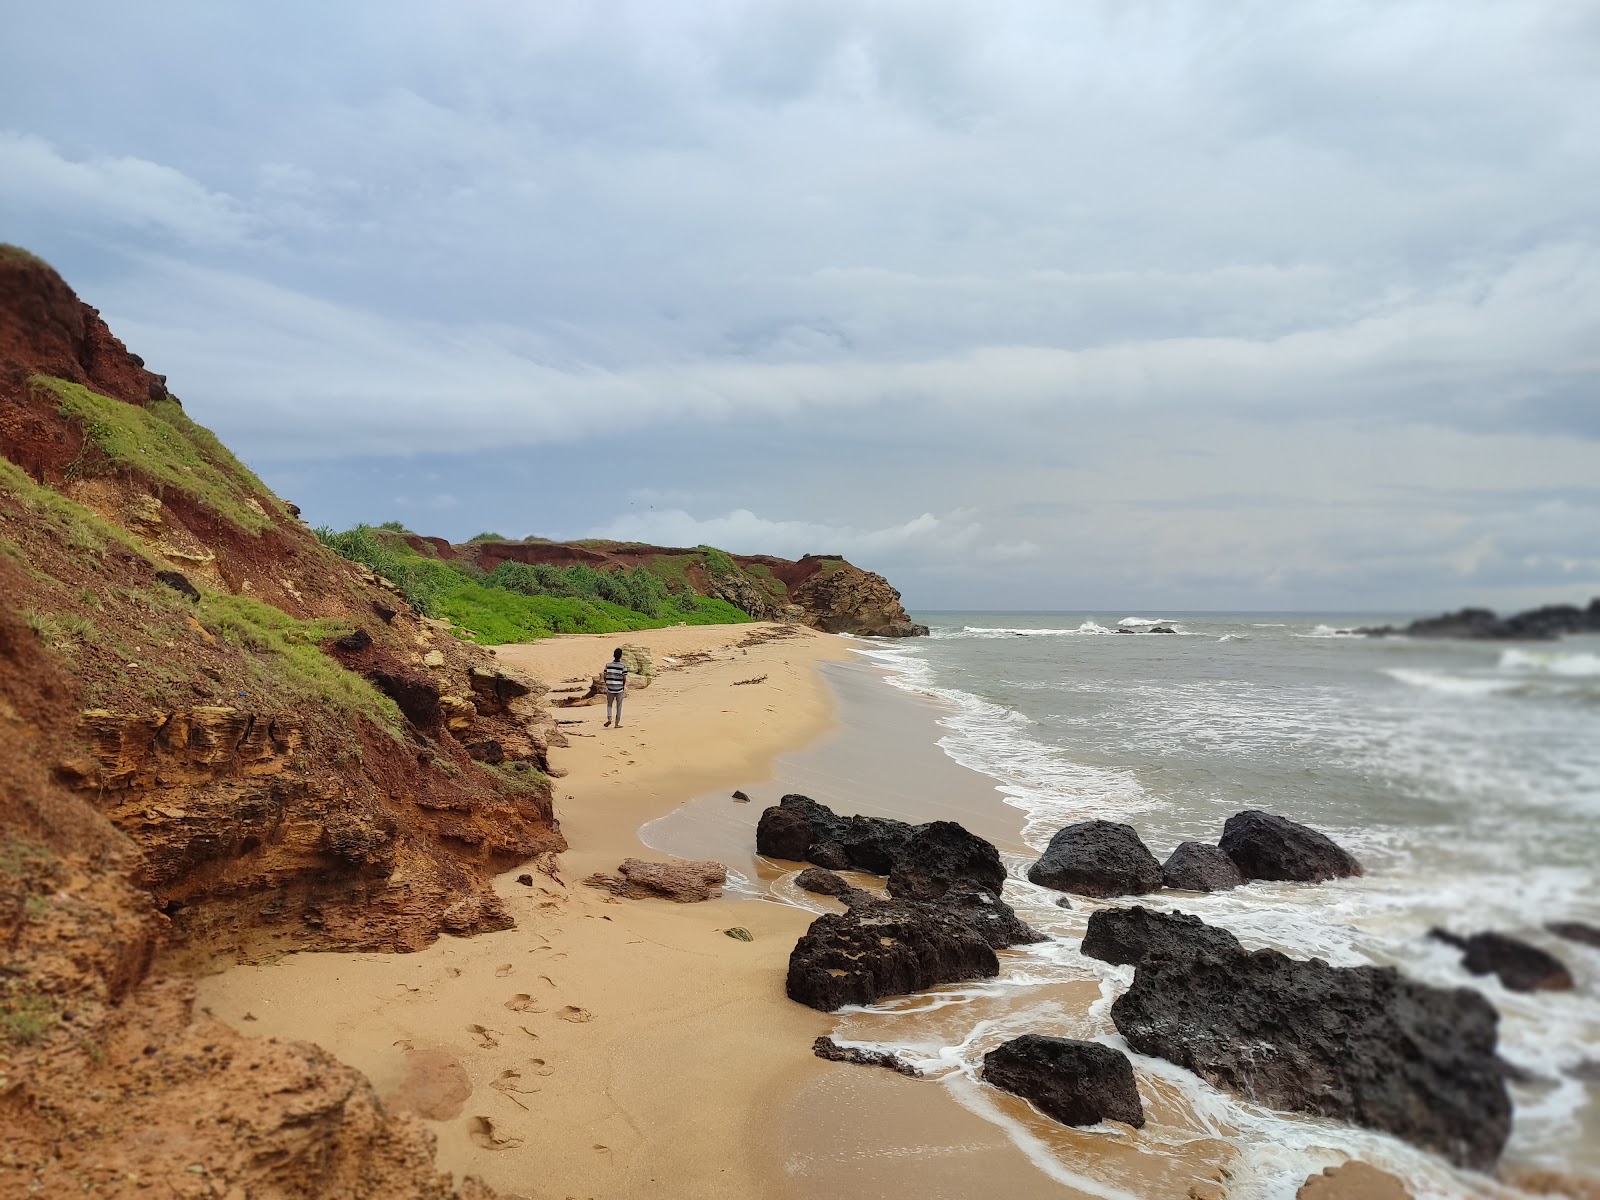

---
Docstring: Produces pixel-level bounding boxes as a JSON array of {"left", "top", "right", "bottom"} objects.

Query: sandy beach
[{"left": 198, "top": 623, "right": 852, "bottom": 1199}]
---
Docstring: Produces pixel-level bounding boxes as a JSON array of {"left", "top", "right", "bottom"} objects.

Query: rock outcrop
[
  {"left": 1548, "top": 920, "right": 1600, "bottom": 948},
  {"left": 1219, "top": 810, "right": 1362, "bottom": 883},
  {"left": 1161, "top": 841, "right": 1244, "bottom": 892},
  {"left": 584, "top": 858, "right": 728, "bottom": 903},
  {"left": 1, "top": 246, "right": 552, "bottom": 1197},
  {"left": 1025, "top": 820, "right": 1164, "bottom": 897},
  {"left": 786, "top": 890, "right": 1041, "bottom": 1011},
  {"left": 755, "top": 794, "right": 919, "bottom": 875},
  {"left": 1360, "top": 600, "right": 1600, "bottom": 641},
  {"left": 885, "top": 820, "right": 1008, "bottom": 901},
  {"left": 982, "top": 1035, "right": 1145, "bottom": 1128},
  {"left": 1111, "top": 934, "right": 1511, "bottom": 1169},
  {"left": 1079, "top": 906, "right": 1243, "bottom": 967},
  {"left": 1429, "top": 929, "right": 1574, "bottom": 992},
  {"left": 794, "top": 867, "right": 854, "bottom": 896},
  {"left": 812, "top": 1036, "right": 921, "bottom": 1077}
]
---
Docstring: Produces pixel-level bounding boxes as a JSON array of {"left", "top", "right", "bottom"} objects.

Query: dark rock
[
  {"left": 1362, "top": 599, "right": 1600, "bottom": 642},
  {"left": 1430, "top": 929, "right": 1574, "bottom": 992},
  {"left": 1146, "top": 625, "right": 1176, "bottom": 634},
  {"left": 1111, "top": 944, "right": 1511, "bottom": 1169},
  {"left": 1080, "top": 907, "right": 1242, "bottom": 967},
  {"left": 335, "top": 628, "right": 373, "bottom": 653},
  {"left": 515, "top": 874, "right": 534, "bottom": 887},
  {"left": 938, "top": 888, "right": 1045, "bottom": 950},
  {"left": 1547, "top": 920, "right": 1600, "bottom": 948},
  {"left": 983, "top": 1034, "right": 1145, "bottom": 1128},
  {"left": 731, "top": 790, "right": 750, "bottom": 802},
  {"left": 809, "top": 841, "right": 852, "bottom": 871},
  {"left": 155, "top": 570, "right": 200, "bottom": 603},
  {"left": 285, "top": 502, "right": 301, "bottom": 518},
  {"left": 1054, "top": 896, "right": 1073, "bottom": 909},
  {"left": 1026, "top": 820, "right": 1163, "bottom": 897},
  {"left": 887, "top": 820, "right": 1007, "bottom": 901},
  {"left": 795, "top": 867, "right": 852, "bottom": 897},
  {"left": 368, "top": 668, "right": 441, "bottom": 728},
  {"left": 1219, "top": 810, "right": 1361, "bottom": 883},
  {"left": 1161, "top": 841, "right": 1244, "bottom": 892},
  {"left": 813, "top": 1036, "right": 920, "bottom": 1077},
  {"left": 755, "top": 804, "right": 814, "bottom": 861},
  {"left": 466, "top": 739, "right": 505, "bottom": 765},
  {"left": 838, "top": 812, "right": 917, "bottom": 874},
  {"left": 861, "top": 621, "right": 931, "bottom": 638},
  {"left": 372, "top": 601, "right": 397, "bottom": 623},
  {"left": 786, "top": 891, "right": 1039, "bottom": 1011}
]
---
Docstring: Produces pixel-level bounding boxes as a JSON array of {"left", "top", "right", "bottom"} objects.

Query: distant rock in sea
[{"left": 1360, "top": 598, "right": 1600, "bottom": 641}]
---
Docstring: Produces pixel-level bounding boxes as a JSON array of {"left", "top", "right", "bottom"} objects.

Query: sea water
[{"left": 841, "top": 613, "right": 1600, "bottom": 1200}]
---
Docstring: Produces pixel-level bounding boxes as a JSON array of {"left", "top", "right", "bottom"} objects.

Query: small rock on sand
[{"left": 1296, "top": 1162, "right": 1412, "bottom": 1200}]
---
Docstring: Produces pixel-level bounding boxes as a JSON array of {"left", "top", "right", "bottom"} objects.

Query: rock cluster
[
  {"left": 1359, "top": 599, "right": 1600, "bottom": 641},
  {"left": 1110, "top": 920, "right": 1511, "bottom": 1169}
]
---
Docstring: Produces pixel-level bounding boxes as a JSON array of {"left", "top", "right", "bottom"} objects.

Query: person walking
[{"left": 602, "top": 647, "right": 629, "bottom": 728}]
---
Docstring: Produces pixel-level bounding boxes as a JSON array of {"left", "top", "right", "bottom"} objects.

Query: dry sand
[{"left": 198, "top": 623, "right": 850, "bottom": 1199}]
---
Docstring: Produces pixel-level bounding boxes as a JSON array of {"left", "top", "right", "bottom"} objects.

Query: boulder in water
[
  {"left": 886, "top": 820, "right": 1007, "bottom": 901},
  {"left": 795, "top": 867, "right": 852, "bottom": 897},
  {"left": 786, "top": 891, "right": 1039, "bottom": 1011},
  {"left": 755, "top": 804, "right": 813, "bottom": 861},
  {"left": 1547, "top": 920, "right": 1600, "bottom": 949},
  {"left": 982, "top": 1035, "right": 1145, "bottom": 1128},
  {"left": 1429, "top": 929, "right": 1574, "bottom": 992},
  {"left": 1026, "top": 820, "right": 1163, "bottom": 897},
  {"left": 1080, "top": 906, "right": 1242, "bottom": 967},
  {"left": 1111, "top": 940, "right": 1510, "bottom": 1169},
  {"left": 1219, "top": 810, "right": 1361, "bottom": 883},
  {"left": 1161, "top": 841, "right": 1244, "bottom": 892}
]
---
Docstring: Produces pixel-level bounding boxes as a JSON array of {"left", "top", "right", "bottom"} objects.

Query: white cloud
[{"left": 0, "top": 132, "right": 253, "bottom": 247}]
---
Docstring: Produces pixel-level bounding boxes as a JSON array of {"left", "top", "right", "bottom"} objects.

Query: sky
[{"left": 3, "top": 1, "right": 1598, "bottom": 612}]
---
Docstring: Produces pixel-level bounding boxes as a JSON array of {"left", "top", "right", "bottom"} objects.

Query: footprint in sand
[
  {"left": 468, "top": 1116, "right": 524, "bottom": 1151},
  {"left": 538, "top": 974, "right": 557, "bottom": 988},
  {"left": 518, "top": 1025, "right": 540, "bottom": 1041},
  {"left": 495, "top": 963, "right": 514, "bottom": 977},
  {"left": 465, "top": 1024, "right": 501, "bottom": 1049},
  {"left": 558, "top": 1005, "right": 593, "bottom": 1023},
  {"left": 446, "top": 967, "right": 463, "bottom": 978},
  {"left": 504, "top": 994, "right": 546, "bottom": 1014},
  {"left": 527, "top": 1057, "right": 555, "bottom": 1076}
]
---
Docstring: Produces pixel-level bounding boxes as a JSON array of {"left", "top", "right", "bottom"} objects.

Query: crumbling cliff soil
[{"left": 1, "top": 245, "right": 556, "bottom": 1197}]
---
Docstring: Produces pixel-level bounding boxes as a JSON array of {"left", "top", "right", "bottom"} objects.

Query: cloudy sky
[{"left": 4, "top": 1, "right": 1598, "bottom": 611}]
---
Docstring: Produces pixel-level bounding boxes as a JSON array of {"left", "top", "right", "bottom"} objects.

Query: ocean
[{"left": 835, "top": 612, "right": 1600, "bottom": 1199}]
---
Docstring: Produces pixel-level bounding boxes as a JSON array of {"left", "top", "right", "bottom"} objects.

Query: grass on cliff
[
  {"left": 197, "top": 593, "right": 402, "bottom": 728},
  {"left": 0, "top": 988, "right": 57, "bottom": 1046},
  {"left": 36, "top": 375, "right": 281, "bottom": 533},
  {"left": 316, "top": 524, "right": 755, "bottom": 645},
  {"left": 0, "top": 453, "right": 156, "bottom": 563}
]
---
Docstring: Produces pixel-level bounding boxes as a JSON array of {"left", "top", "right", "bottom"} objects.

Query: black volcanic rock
[
  {"left": 1079, "top": 907, "right": 1242, "bottom": 967},
  {"left": 1429, "top": 929, "right": 1574, "bottom": 992},
  {"left": 1161, "top": 841, "right": 1244, "bottom": 892},
  {"left": 1363, "top": 598, "right": 1600, "bottom": 641},
  {"left": 838, "top": 813, "right": 918, "bottom": 874},
  {"left": 795, "top": 867, "right": 852, "bottom": 897},
  {"left": 1111, "top": 945, "right": 1511, "bottom": 1169},
  {"left": 887, "top": 820, "right": 1007, "bottom": 901},
  {"left": 755, "top": 804, "right": 813, "bottom": 861},
  {"left": 983, "top": 1035, "right": 1145, "bottom": 1128},
  {"left": 1548, "top": 920, "right": 1600, "bottom": 949},
  {"left": 785, "top": 890, "right": 1040, "bottom": 1011},
  {"left": 1219, "top": 810, "right": 1361, "bottom": 883},
  {"left": 1026, "top": 820, "right": 1163, "bottom": 897},
  {"left": 813, "top": 1036, "right": 920, "bottom": 1076}
]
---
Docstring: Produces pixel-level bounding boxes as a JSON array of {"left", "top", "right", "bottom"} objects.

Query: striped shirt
[{"left": 603, "top": 661, "right": 629, "bottom": 693}]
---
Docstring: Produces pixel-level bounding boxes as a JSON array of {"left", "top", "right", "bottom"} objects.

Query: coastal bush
[
  {"left": 317, "top": 522, "right": 755, "bottom": 644},
  {"left": 36, "top": 375, "right": 279, "bottom": 533},
  {"left": 468, "top": 531, "right": 508, "bottom": 542},
  {"left": 699, "top": 545, "right": 736, "bottom": 576}
]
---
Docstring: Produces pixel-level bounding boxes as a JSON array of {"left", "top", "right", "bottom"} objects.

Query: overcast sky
[{"left": 4, "top": 1, "right": 1598, "bottom": 611}]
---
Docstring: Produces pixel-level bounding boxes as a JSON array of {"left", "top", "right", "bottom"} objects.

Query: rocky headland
[{"left": 1360, "top": 600, "right": 1600, "bottom": 641}]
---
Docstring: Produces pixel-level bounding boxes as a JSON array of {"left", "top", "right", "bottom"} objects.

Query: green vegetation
[
  {"left": 35, "top": 375, "right": 280, "bottom": 533},
  {"left": 197, "top": 592, "right": 402, "bottom": 727},
  {"left": 0, "top": 988, "right": 57, "bottom": 1046},
  {"left": 0, "top": 243, "right": 51, "bottom": 270},
  {"left": 0, "top": 453, "right": 154, "bottom": 563},
  {"left": 698, "top": 545, "right": 736, "bottom": 576},
  {"left": 467, "top": 531, "right": 508, "bottom": 542},
  {"left": 24, "top": 610, "right": 98, "bottom": 648},
  {"left": 315, "top": 523, "right": 756, "bottom": 645}
]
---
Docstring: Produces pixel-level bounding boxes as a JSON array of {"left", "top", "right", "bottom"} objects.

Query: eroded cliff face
[{"left": 1, "top": 246, "right": 547, "bottom": 1197}]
